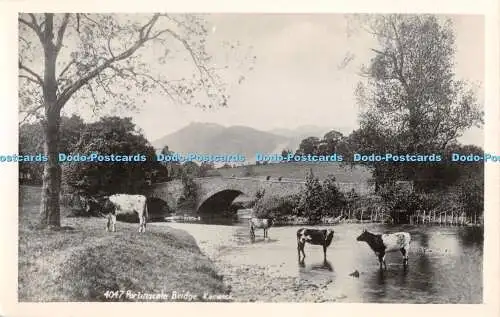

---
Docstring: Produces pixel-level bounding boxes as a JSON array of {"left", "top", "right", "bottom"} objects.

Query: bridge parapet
[{"left": 148, "top": 175, "right": 374, "bottom": 213}]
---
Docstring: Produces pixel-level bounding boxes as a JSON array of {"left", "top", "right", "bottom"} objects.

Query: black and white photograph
[{"left": 3, "top": 1, "right": 498, "bottom": 312}]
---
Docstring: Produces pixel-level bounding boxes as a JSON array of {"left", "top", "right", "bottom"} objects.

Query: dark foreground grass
[{"left": 19, "top": 186, "right": 228, "bottom": 302}]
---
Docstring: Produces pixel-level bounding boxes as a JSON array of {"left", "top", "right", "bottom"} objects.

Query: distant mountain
[
  {"left": 152, "top": 123, "right": 289, "bottom": 163},
  {"left": 152, "top": 123, "right": 352, "bottom": 164}
]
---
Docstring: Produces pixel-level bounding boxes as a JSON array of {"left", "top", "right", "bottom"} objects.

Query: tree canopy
[
  {"left": 354, "top": 15, "right": 483, "bottom": 153},
  {"left": 18, "top": 13, "right": 253, "bottom": 227}
]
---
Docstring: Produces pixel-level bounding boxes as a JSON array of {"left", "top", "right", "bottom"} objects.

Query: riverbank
[{"left": 18, "top": 186, "right": 229, "bottom": 302}]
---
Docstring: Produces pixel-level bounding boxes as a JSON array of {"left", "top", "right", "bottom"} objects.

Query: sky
[{"left": 51, "top": 14, "right": 485, "bottom": 145}]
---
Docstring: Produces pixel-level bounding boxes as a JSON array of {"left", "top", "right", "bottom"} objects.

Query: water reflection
[
  {"left": 298, "top": 259, "right": 336, "bottom": 289},
  {"left": 457, "top": 226, "right": 484, "bottom": 248},
  {"left": 168, "top": 221, "right": 483, "bottom": 303},
  {"left": 298, "top": 259, "right": 334, "bottom": 272}
]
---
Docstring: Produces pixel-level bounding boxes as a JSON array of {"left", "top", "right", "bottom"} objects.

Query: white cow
[{"left": 86, "top": 194, "right": 149, "bottom": 233}]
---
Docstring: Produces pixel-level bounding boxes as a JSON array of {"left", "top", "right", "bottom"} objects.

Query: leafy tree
[
  {"left": 62, "top": 116, "right": 157, "bottom": 196},
  {"left": 350, "top": 15, "right": 483, "bottom": 190},
  {"left": 155, "top": 145, "right": 180, "bottom": 181},
  {"left": 295, "top": 136, "right": 320, "bottom": 155},
  {"left": 19, "top": 115, "right": 85, "bottom": 184},
  {"left": 177, "top": 171, "right": 198, "bottom": 210},
  {"left": 19, "top": 13, "right": 253, "bottom": 227},
  {"left": 281, "top": 148, "right": 292, "bottom": 157},
  {"left": 296, "top": 169, "right": 324, "bottom": 223},
  {"left": 355, "top": 15, "right": 483, "bottom": 152},
  {"left": 182, "top": 161, "right": 201, "bottom": 177},
  {"left": 253, "top": 194, "right": 300, "bottom": 219},
  {"left": 199, "top": 161, "right": 215, "bottom": 177},
  {"left": 317, "top": 130, "right": 344, "bottom": 155},
  {"left": 321, "top": 175, "right": 346, "bottom": 216}
]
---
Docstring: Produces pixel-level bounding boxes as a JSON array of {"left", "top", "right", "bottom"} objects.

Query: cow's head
[
  {"left": 326, "top": 228, "right": 334, "bottom": 240},
  {"left": 267, "top": 217, "right": 274, "bottom": 227},
  {"left": 356, "top": 228, "right": 369, "bottom": 242},
  {"left": 82, "top": 195, "right": 111, "bottom": 216}
]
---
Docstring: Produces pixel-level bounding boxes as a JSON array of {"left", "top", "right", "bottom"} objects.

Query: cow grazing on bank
[
  {"left": 85, "top": 194, "right": 149, "bottom": 233},
  {"left": 296, "top": 228, "right": 335, "bottom": 262},
  {"left": 356, "top": 229, "right": 411, "bottom": 270},
  {"left": 249, "top": 218, "right": 273, "bottom": 241}
]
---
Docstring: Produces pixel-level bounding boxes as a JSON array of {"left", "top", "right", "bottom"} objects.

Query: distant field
[
  {"left": 217, "top": 162, "right": 374, "bottom": 183},
  {"left": 18, "top": 186, "right": 227, "bottom": 302}
]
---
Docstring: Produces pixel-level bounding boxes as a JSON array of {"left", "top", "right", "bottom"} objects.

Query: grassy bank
[{"left": 19, "top": 186, "right": 229, "bottom": 302}]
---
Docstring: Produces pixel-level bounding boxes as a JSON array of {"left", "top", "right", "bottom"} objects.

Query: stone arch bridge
[{"left": 148, "top": 176, "right": 374, "bottom": 214}]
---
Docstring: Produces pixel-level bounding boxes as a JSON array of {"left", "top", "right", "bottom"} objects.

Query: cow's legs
[
  {"left": 110, "top": 214, "right": 116, "bottom": 232},
  {"left": 401, "top": 247, "right": 409, "bottom": 266},
  {"left": 377, "top": 252, "right": 386, "bottom": 270},
  {"left": 297, "top": 240, "right": 306, "bottom": 262},
  {"left": 250, "top": 226, "right": 255, "bottom": 242},
  {"left": 139, "top": 214, "right": 146, "bottom": 233},
  {"left": 106, "top": 215, "right": 111, "bottom": 232},
  {"left": 323, "top": 244, "right": 328, "bottom": 261}
]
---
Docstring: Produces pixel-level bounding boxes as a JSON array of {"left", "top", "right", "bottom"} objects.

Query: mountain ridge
[{"left": 151, "top": 122, "right": 345, "bottom": 163}]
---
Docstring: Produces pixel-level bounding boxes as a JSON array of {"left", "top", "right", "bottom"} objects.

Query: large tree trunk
[
  {"left": 39, "top": 110, "right": 62, "bottom": 228},
  {"left": 39, "top": 14, "right": 62, "bottom": 228}
]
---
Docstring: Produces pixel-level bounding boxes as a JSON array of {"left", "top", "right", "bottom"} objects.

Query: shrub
[
  {"left": 177, "top": 172, "right": 198, "bottom": 210},
  {"left": 321, "top": 175, "right": 347, "bottom": 216},
  {"left": 295, "top": 169, "right": 324, "bottom": 223},
  {"left": 253, "top": 194, "right": 301, "bottom": 219}
]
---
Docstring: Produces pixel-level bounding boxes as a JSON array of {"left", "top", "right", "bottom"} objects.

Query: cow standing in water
[
  {"left": 85, "top": 194, "right": 149, "bottom": 233},
  {"left": 356, "top": 229, "right": 411, "bottom": 270},
  {"left": 249, "top": 218, "right": 273, "bottom": 242},
  {"left": 296, "top": 228, "right": 335, "bottom": 262}
]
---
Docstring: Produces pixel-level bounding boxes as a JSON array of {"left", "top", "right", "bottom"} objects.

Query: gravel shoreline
[{"left": 193, "top": 228, "right": 346, "bottom": 302}]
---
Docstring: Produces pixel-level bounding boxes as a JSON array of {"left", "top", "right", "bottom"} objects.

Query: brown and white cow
[
  {"left": 356, "top": 229, "right": 411, "bottom": 270},
  {"left": 249, "top": 217, "right": 273, "bottom": 242},
  {"left": 296, "top": 228, "right": 335, "bottom": 262},
  {"left": 85, "top": 194, "right": 149, "bottom": 233}
]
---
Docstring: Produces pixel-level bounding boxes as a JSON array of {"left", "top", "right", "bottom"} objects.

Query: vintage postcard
[{"left": 1, "top": 0, "right": 499, "bottom": 317}]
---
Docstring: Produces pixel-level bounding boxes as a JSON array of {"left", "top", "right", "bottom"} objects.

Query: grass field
[
  {"left": 217, "top": 162, "right": 374, "bottom": 183},
  {"left": 18, "top": 186, "right": 228, "bottom": 302}
]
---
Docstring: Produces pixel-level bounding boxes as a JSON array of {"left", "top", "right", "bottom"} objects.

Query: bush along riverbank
[{"left": 247, "top": 170, "right": 483, "bottom": 227}]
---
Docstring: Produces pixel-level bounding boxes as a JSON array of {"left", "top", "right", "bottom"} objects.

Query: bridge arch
[{"left": 197, "top": 189, "right": 245, "bottom": 214}]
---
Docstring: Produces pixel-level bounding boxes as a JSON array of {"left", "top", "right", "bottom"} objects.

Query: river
[{"left": 162, "top": 221, "right": 483, "bottom": 303}]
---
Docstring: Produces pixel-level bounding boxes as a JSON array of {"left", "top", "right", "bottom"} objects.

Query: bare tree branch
[
  {"left": 163, "top": 29, "right": 215, "bottom": 96},
  {"left": 19, "top": 17, "right": 43, "bottom": 39},
  {"left": 58, "top": 59, "right": 75, "bottom": 79},
  {"left": 19, "top": 74, "right": 42, "bottom": 86},
  {"left": 55, "top": 14, "right": 70, "bottom": 53},
  {"left": 57, "top": 15, "right": 161, "bottom": 109},
  {"left": 19, "top": 103, "right": 44, "bottom": 126},
  {"left": 19, "top": 62, "right": 43, "bottom": 85}
]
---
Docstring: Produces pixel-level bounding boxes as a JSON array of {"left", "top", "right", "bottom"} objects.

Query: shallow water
[{"left": 164, "top": 221, "right": 483, "bottom": 303}]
